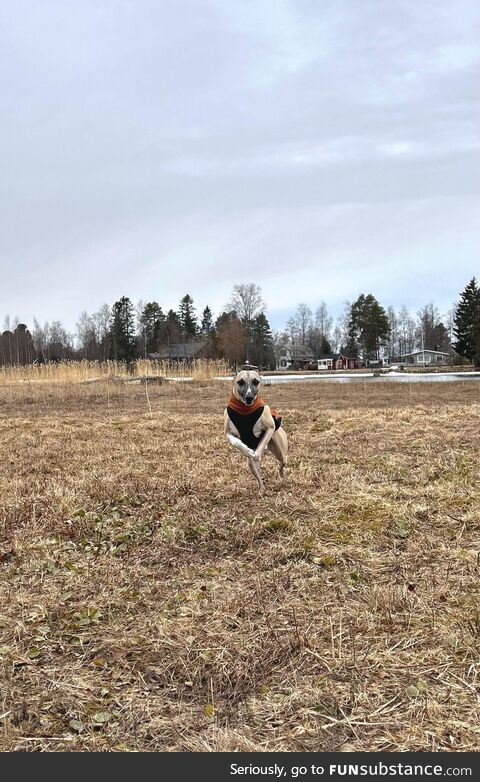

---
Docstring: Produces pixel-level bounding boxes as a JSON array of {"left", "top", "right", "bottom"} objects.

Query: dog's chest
[{"left": 226, "top": 406, "right": 265, "bottom": 450}]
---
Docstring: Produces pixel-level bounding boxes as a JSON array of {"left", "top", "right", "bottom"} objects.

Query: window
[{"left": 417, "top": 353, "right": 431, "bottom": 364}]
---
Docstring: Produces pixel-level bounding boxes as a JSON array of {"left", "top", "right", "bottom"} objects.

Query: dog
[{"left": 224, "top": 369, "right": 288, "bottom": 494}]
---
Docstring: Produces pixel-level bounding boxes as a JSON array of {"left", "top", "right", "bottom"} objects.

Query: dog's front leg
[
  {"left": 248, "top": 423, "right": 275, "bottom": 495},
  {"left": 225, "top": 412, "right": 256, "bottom": 459},
  {"left": 248, "top": 457, "right": 264, "bottom": 494},
  {"left": 227, "top": 433, "right": 255, "bottom": 459},
  {"left": 253, "top": 421, "right": 275, "bottom": 462}
]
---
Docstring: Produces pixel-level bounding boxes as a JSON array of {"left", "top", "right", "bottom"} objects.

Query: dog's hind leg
[
  {"left": 248, "top": 457, "right": 264, "bottom": 494},
  {"left": 268, "top": 428, "right": 288, "bottom": 478}
]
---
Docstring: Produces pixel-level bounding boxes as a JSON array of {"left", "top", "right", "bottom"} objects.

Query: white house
[
  {"left": 276, "top": 344, "right": 315, "bottom": 370},
  {"left": 400, "top": 350, "right": 453, "bottom": 366}
]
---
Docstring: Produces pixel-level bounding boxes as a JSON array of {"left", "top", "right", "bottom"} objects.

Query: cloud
[{"left": 0, "top": 0, "right": 479, "bottom": 330}]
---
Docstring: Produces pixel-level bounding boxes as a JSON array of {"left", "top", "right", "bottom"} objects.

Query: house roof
[
  {"left": 148, "top": 341, "right": 206, "bottom": 360},
  {"left": 291, "top": 345, "right": 314, "bottom": 358},
  {"left": 402, "top": 350, "right": 452, "bottom": 357},
  {"left": 318, "top": 353, "right": 357, "bottom": 361},
  {"left": 278, "top": 344, "right": 315, "bottom": 360}
]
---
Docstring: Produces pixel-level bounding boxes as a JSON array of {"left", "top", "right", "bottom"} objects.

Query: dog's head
[{"left": 233, "top": 369, "right": 261, "bottom": 406}]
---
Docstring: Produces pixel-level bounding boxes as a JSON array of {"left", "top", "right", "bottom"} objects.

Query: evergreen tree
[
  {"left": 319, "top": 334, "right": 332, "bottom": 355},
  {"left": 0, "top": 324, "right": 35, "bottom": 365},
  {"left": 453, "top": 278, "right": 480, "bottom": 365},
  {"left": 250, "top": 313, "right": 275, "bottom": 368},
  {"left": 348, "top": 294, "right": 390, "bottom": 361},
  {"left": 165, "top": 309, "right": 182, "bottom": 344},
  {"left": 178, "top": 294, "right": 197, "bottom": 340},
  {"left": 110, "top": 296, "right": 137, "bottom": 364},
  {"left": 200, "top": 306, "right": 214, "bottom": 335},
  {"left": 139, "top": 301, "right": 165, "bottom": 355}
]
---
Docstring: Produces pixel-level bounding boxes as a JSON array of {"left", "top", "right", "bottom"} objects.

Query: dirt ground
[{"left": 0, "top": 379, "right": 479, "bottom": 752}]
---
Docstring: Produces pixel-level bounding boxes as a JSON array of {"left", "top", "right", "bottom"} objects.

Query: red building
[{"left": 317, "top": 353, "right": 360, "bottom": 370}]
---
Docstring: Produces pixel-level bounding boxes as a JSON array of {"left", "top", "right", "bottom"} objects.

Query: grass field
[{"left": 1, "top": 378, "right": 479, "bottom": 752}]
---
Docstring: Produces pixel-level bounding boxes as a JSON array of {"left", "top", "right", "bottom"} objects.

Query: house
[
  {"left": 317, "top": 353, "right": 360, "bottom": 370},
  {"left": 276, "top": 344, "right": 315, "bottom": 370},
  {"left": 366, "top": 358, "right": 389, "bottom": 369},
  {"left": 400, "top": 350, "right": 453, "bottom": 367},
  {"left": 148, "top": 341, "right": 207, "bottom": 363}
]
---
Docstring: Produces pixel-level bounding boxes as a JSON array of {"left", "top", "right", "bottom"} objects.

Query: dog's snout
[{"left": 245, "top": 395, "right": 254, "bottom": 404}]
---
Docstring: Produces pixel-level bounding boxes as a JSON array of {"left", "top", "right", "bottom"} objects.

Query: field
[{"left": 1, "top": 377, "right": 479, "bottom": 752}]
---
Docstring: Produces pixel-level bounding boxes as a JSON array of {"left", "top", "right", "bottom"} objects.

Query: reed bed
[{"left": 0, "top": 358, "right": 229, "bottom": 385}]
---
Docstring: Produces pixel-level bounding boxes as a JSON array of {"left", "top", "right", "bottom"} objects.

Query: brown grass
[
  {"left": 0, "top": 358, "right": 229, "bottom": 385},
  {"left": 0, "top": 378, "right": 479, "bottom": 752}
]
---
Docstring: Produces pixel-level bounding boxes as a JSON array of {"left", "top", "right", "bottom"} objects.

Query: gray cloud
[{"left": 1, "top": 0, "right": 479, "bottom": 332}]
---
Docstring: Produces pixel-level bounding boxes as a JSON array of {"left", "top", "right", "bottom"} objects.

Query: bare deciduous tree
[
  {"left": 228, "top": 283, "right": 265, "bottom": 362},
  {"left": 397, "top": 305, "right": 416, "bottom": 357},
  {"left": 228, "top": 283, "right": 265, "bottom": 323}
]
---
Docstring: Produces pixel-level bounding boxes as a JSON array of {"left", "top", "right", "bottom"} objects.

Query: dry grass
[
  {"left": 0, "top": 358, "right": 229, "bottom": 385},
  {"left": 0, "top": 378, "right": 479, "bottom": 752}
]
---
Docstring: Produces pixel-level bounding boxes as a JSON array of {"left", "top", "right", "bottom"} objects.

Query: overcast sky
[{"left": 1, "top": 0, "right": 479, "bottom": 333}]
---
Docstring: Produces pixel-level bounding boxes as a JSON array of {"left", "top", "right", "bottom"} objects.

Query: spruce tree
[
  {"left": 178, "top": 294, "right": 198, "bottom": 340},
  {"left": 453, "top": 278, "right": 480, "bottom": 364},
  {"left": 200, "top": 306, "right": 213, "bottom": 335},
  {"left": 250, "top": 313, "right": 275, "bottom": 368},
  {"left": 110, "top": 296, "right": 137, "bottom": 364},
  {"left": 319, "top": 334, "right": 332, "bottom": 355}
]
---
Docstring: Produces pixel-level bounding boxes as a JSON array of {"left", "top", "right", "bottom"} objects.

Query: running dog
[{"left": 224, "top": 369, "right": 288, "bottom": 494}]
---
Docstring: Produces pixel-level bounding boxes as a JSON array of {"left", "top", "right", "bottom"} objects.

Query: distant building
[
  {"left": 148, "top": 341, "right": 207, "bottom": 363},
  {"left": 276, "top": 344, "right": 315, "bottom": 370},
  {"left": 317, "top": 353, "right": 361, "bottom": 370},
  {"left": 400, "top": 350, "right": 453, "bottom": 367}
]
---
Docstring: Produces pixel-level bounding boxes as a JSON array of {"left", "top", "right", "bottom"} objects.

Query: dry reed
[{"left": 0, "top": 358, "right": 229, "bottom": 385}]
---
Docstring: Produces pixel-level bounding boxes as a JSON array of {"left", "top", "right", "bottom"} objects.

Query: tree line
[
  {"left": 0, "top": 284, "right": 275, "bottom": 368},
  {"left": 1, "top": 278, "right": 479, "bottom": 368},
  {"left": 283, "top": 298, "right": 454, "bottom": 361}
]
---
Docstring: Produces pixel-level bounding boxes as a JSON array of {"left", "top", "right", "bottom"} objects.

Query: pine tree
[
  {"left": 178, "top": 294, "right": 198, "bottom": 340},
  {"left": 110, "top": 296, "right": 137, "bottom": 364},
  {"left": 453, "top": 278, "right": 480, "bottom": 365},
  {"left": 349, "top": 294, "right": 390, "bottom": 361}
]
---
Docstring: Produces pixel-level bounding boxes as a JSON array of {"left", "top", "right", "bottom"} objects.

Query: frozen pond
[
  {"left": 211, "top": 371, "right": 480, "bottom": 384},
  {"left": 165, "top": 371, "right": 480, "bottom": 384}
]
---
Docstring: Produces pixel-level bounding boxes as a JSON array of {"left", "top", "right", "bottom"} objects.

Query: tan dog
[{"left": 224, "top": 369, "right": 288, "bottom": 494}]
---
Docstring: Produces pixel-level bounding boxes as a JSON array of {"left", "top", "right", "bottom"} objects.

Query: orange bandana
[{"left": 227, "top": 393, "right": 278, "bottom": 418}]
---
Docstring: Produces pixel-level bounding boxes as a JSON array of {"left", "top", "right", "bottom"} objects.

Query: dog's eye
[
  {"left": 238, "top": 379, "right": 245, "bottom": 386},
  {"left": 252, "top": 379, "right": 259, "bottom": 386}
]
